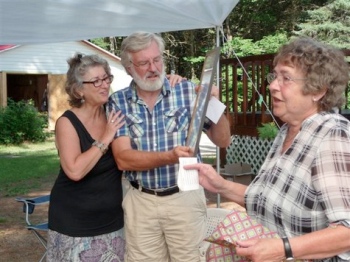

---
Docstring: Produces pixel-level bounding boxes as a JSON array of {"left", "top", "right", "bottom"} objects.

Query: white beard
[{"left": 132, "top": 68, "right": 166, "bottom": 92}]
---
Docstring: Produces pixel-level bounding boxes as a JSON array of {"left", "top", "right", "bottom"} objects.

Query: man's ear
[{"left": 125, "top": 67, "right": 133, "bottom": 76}]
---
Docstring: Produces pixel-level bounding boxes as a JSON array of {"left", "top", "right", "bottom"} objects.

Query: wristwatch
[{"left": 282, "top": 237, "right": 294, "bottom": 261}]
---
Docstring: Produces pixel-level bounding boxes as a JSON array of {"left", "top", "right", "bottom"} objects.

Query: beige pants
[{"left": 122, "top": 185, "right": 207, "bottom": 262}]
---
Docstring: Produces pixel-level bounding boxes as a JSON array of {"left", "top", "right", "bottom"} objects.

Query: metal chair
[
  {"left": 16, "top": 194, "right": 50, "bottom": 262},
  {"left": 199, "top": 207, "right": 231, "bottom": 261},
  {"left": 220, "top": 162, "right": 254, "bottom": 185}
]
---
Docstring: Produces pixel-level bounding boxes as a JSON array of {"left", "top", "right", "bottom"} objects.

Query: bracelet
[
  {"left": 92, "top": 140, "right": 108, "bottom": 154},
  {"left": 282, "top": 237, "right": 294, "bottom": 261}
]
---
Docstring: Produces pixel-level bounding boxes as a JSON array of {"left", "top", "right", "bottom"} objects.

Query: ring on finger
[{"left": 111, "top": 120, "right": 115, "bottom": 123}]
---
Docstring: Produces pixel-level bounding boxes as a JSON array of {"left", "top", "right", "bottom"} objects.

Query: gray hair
[
  {"left": 65, "top": 53, "right": 111, "bottom": 107},
  {"left": 120, "top": 31, "right": 165, "bottom": 69}
]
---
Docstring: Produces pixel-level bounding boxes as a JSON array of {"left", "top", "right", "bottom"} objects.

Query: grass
[
  {"left": 0, "top": 139, "right": 59, "bottom": 197},
  {"left": 0, "top": 138, "right": 218, "bottom": 197},
  {"left": 202, "top": 156, "right": 217, "bottom": 165}
]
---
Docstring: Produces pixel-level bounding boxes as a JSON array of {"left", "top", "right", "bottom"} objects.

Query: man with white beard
[{"left": 107, "top": 31, "right": 230, "bottom": 262}]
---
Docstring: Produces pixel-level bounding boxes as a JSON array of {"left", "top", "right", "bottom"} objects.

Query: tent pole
[{"left": 215, "top": 26, "right": 221, "bottom": 208}]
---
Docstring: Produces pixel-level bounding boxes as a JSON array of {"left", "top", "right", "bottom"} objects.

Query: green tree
[
  {"left": 293, "top": 0, "right": 350, "bottom": 49},
  {"left": 225, "top": 0, "right": 328, "bottom": 41},
  {"left": 90, "top": 37, "right": 110, "bottom": 51},
  {"left": 222, "top": 32, "right": 289, "bottom": 58}
]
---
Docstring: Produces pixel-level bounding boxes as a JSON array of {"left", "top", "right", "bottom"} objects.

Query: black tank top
[{"left": 48, "top": 110, "right": 123, "bottom": 237}]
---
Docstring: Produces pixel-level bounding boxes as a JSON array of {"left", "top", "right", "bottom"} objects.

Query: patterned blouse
[{"left": 245, "top": 112, "right": 350, "bottom": 261}]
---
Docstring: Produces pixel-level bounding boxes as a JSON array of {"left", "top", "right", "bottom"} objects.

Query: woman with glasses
[
  {"left": 185, "top": 37, "right": 350, "bottom": 261},
  {"left": 47, "top": 53, "right": 184, "bottom": 261}
]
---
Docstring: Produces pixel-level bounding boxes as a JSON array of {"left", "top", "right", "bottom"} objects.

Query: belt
[{"left": 130, "top": 181, "right": 179, "bottom": 196}]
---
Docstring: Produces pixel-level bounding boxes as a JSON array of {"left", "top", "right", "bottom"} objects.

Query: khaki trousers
[{"left": 123, "top": 185, "right": 207, "bottom": 262}]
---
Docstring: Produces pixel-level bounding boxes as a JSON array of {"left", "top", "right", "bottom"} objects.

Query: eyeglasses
[
  {"left": 82, "top": 75, "right": 114, "bottom": 88},
  {"left": 266, "top": 72, "right": 307, "bottom": 86},
  {"left": 130, "top": 56, "right": 163, "bottom": 69}
]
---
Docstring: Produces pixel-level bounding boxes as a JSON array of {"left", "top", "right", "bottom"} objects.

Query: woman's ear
[
  {"left": 312, "top": 88, "right": 327, "bottom": 102},
  {"left": 73, "top": 90, "right": 83, "bottom": 100}
]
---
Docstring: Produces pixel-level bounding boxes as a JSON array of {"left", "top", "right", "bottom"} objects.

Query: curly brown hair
[
  {"left": 273, "top": 37, "right": 349, "bottom": 111},
  {"left": 65, "top": 53, "right": 112, "bottom": 107}
]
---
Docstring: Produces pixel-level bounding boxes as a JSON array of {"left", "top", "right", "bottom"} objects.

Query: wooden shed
[{"left": 0, "top": 41, "right": 131, "bottom": 130}]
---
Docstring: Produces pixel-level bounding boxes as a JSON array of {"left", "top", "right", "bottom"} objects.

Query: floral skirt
[{"left": 47, "top": 228, "right": 125, "bottom": 262}]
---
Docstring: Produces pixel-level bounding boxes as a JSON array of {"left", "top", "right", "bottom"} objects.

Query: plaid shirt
[
  {"left": 246, "top": 112, "right": 350, "bottom": 261},
  {"left": 107, "top": 78, "right": 203, "bottom": 189}
]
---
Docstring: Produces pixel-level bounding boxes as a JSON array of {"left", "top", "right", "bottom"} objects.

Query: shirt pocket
[
  {"left": 126, "top": 114, "right": 144, "bottom": 138},
  {"left": 164, "top": 107, "right": 189, "bottom": 133}
]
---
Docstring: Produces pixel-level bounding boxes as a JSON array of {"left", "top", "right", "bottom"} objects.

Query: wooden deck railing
[
  {"left": 220, "top": 53, "right": 275, "bottom": 137},
  {"left": 219, "top": 50, "right": 350, "bottom": 137}
]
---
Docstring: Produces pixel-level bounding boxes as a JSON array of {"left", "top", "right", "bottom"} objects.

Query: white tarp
[{"left": 0, "top": 0, "right": 239, "bottom": 45}]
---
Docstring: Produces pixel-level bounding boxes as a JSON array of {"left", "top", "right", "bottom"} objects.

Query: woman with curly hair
[{"left": 185, "top": 37, "right": 350, "bottom": 262}]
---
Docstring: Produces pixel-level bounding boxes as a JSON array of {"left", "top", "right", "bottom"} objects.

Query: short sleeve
[{"left": 312, "top": 127, "right": 350, "bottom": 223}]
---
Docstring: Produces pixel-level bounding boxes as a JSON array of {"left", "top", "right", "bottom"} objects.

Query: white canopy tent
[
  {"left": 0, "top": 0, "right": 239, "bottom": 45},
  {"left": 1, "top": 0, "right": 239, "bottom": 206}
]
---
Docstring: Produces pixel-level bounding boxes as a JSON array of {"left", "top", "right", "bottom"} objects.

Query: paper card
[
  {"left": 206, "top": 96, "right": 226, "bottom": 124},
  {"left": 177, "top": 157, "right": 199, "bottom": 191}
]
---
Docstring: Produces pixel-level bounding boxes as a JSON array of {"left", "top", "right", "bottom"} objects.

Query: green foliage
[
  {"left": 202, "top": 157, "right": 217, "bottom": 165},
  {"left": 222, "top": 37, "right": 259, "bottom": 58},
  {"left": 0, "top": 99, "right": 50, "bottom": 145},
  {"left": 293, "top": 0, "right": 350, "bottom": 49},
  {"left": 0, "top": 140, "right": 59, "bottom": 196},
  {"left": 90, "top": 37, "right": 110, "bottom": 50},
  {"left": 222, "top": 33, "right": 289, "bottom": 58},
  {"left": 227, "top": 0, "right": 327, "bottom": 41},
  {"left": 255, "top": 33, "right": 289, "bottom": 54},
  {"left": 183, "top": 56, "right": 206, "bottom": 65},
  {"left": 257, "top": 122, "right": 279, "bottom": 140}
]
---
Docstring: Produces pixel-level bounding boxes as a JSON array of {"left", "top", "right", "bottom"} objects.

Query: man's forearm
[{"left": 115, "top": 149, "right": 177, "bottom": 171}]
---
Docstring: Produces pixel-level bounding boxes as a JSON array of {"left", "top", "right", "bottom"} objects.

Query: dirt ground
[
  {"left": 0, "top": 180, "right": 52, "bottom": 262},
  {"left": 0, "top": 179, "right": 242, "bottom": 262}
]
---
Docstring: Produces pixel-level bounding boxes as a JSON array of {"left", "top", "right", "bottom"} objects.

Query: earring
[
  {"left": 81, "top": 96, "right": 85, "bottom": 103},
  {"left": 312, "top": 97, "right": 317, "bottom": 102}
]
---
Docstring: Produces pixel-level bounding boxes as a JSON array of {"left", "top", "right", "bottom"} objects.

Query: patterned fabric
[
  {"left": 47, "top": 228, "right": 125, "bottom": 262},
  {"left": 245, "top": 112, "right": 350, "bottom": 262},
  {"left": 205, "top": 209, "right": 279, "bottom": 262},
  {"left": 205, "top": 209, "right": 315, "bottom": 262},
  {"left": 107, "top": 78, "right": 204, "bottom": 189}
]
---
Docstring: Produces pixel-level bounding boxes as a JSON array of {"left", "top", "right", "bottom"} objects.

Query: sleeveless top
[{"left": 48, "top": 110, "right": 124, "bottom": 237}]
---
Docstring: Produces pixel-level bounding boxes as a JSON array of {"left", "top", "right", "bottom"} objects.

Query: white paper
[
  {"left": 177, "top": 157, "right": 199, "bottom": 191},
  {"left": 206, "top": 96, "right": 226, "bottom": 124}
]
